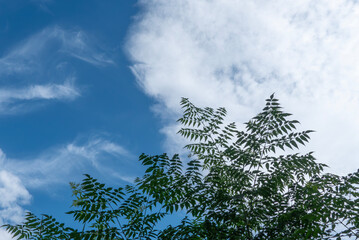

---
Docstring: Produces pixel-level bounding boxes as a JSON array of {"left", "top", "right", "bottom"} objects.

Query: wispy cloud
[
  {"left": 30, "top": 0, "right": 54, "bottom": 14},
  {"left": 1, "top": 137, "right": 132, "bottom": 188},
  {"left": 0, "top": 79, "right": 79, "bottom": 114},
  {"left": 126, "top": 0, "right": 359, "bottom": 175},
  {"left": 0, "top": 82, "right": 78, "bottom": 101},
  {"left": 0, "top": 136, "right": 130, "bottom": 237},
  {"left": 0, "top": 26, "right": 114, "bottom": 76},
  {"left": 0, "top": 26, "right": 114, "bottom": 114}
]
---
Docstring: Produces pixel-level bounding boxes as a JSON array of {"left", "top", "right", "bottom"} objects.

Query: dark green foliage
[{"left": 3, "top": 95, "right": 359, "bottom": 239}]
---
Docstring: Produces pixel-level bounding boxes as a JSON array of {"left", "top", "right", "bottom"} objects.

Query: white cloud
[
  {"left": 126, "top": 0, "right": 359, "bottom": 175},
  {"left": 0, "top": 136, "right": 130, "bottom": 237},
  {"left": 1, "top": 137, "right": 132, "bottom": 188},
  {"left": 0, "top": 79, "right": 79, "bottom": 114},
  {"left": 0, "top": 230, "right": 13, "bottom": 240},
  {"left": 0, "top": 26, "right": 114, "bottom": 76},
  {"left": 0, "top": 170, "right": 31, "bottom": 223},
  {"left": 0, "top": 26, "right": 114, "bottom": 114},
  {"left": 0, "top": 83, "right": 78, "bottom": 101},
  {"left": 0, "top": 154, "right": 31, "bottom": 239}
]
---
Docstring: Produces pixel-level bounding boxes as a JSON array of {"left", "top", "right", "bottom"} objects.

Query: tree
[{"left": 3, "top": 95, "right": 359, "bottom": 239}]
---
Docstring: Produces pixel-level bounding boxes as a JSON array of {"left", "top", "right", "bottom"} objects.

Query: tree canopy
[{"left": 3, "top": 95, "right": 359, "bottom": 239}]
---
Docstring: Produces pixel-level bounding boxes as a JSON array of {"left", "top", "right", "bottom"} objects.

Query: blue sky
[
  {"left": 2, "top": 0, "right": 359, "bottom": 238},
  {"left": 0, "top": 0, "right": 165, "bottom": 236}
]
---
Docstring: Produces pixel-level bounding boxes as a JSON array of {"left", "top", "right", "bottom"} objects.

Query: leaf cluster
[{"left": 3, "top": 95, "right": 359, "bottom": 239}]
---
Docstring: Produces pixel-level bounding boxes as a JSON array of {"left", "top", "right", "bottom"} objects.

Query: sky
[{"left": 1, "top": 0, "right": 359, "bottom": 238}]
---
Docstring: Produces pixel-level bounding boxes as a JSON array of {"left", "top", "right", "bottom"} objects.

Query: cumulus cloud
[
  {"left": 126, "top": 0, "right": 359, "bottom": 175},
  {"left": 0, "top": 170, "right": 31, "bottom": 223},
  {"left": 0, "top": 149, "right": 31, "bottom": 239},
  {"left": 0, "top": 230, "right": 13, "bottom": 240},
  {"left": 0, "top": 170, "right": 30, "bottom": 240}
]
